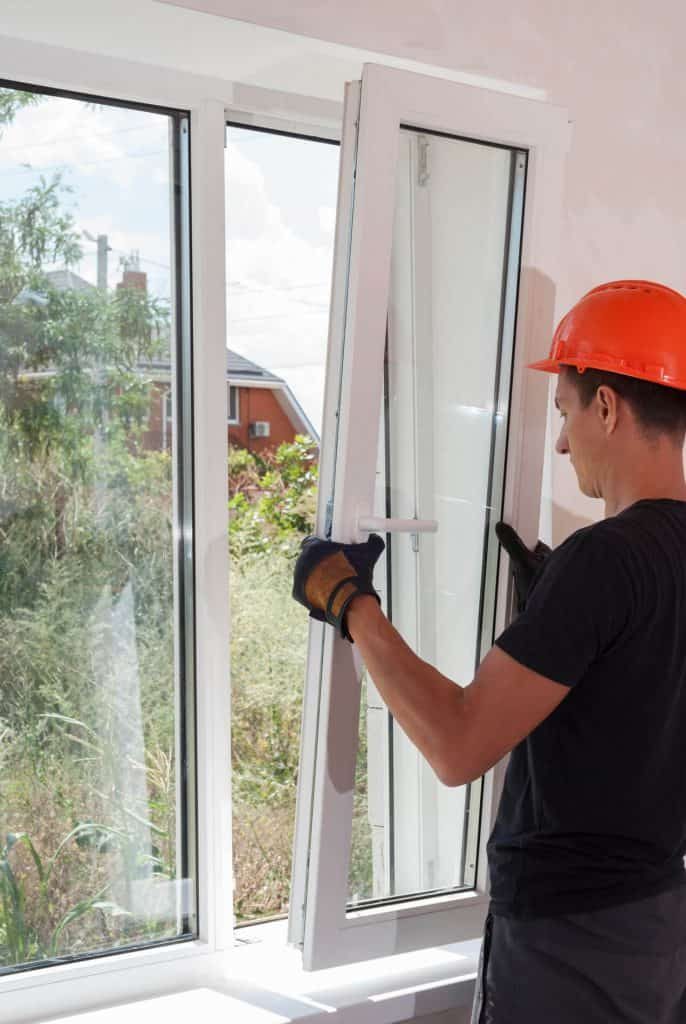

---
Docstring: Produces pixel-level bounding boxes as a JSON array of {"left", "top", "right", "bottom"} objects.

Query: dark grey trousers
[{"left": 471, "top": 884, "right": 686, "bottom": 1024}]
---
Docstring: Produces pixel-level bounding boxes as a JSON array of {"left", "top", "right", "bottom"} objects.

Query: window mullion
[{"left": 188, "top": 98, "right": 233, "bottom": 951}]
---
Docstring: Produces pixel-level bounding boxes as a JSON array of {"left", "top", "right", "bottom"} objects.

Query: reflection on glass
[
  {"left": 0, "top": 86, "right": 195, "bottom": 971},
  {"left": 349, "top": 128, "right": 525, "bottom": 905},
  {"left": 225, "top": 125, "right": 339, "bottom": 923}
]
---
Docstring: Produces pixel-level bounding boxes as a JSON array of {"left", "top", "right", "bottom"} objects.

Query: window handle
[{"left": 357, "top": 516, "right": 438, "bottom": 534}]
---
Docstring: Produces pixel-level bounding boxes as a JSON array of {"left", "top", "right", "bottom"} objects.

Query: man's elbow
[{"left": 433, "top": 752, "right": 483, "bottom": 788}]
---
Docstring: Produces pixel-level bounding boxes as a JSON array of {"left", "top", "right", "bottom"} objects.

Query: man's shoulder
[
  {"left": 551, "top": 518, "right": 612, "bottom": 558},
  {"left": 555, "top": 500, "right": 686, "bottom": 558},
  {"left": 544, "top": 517, "right": 630, "bottom": 584}
]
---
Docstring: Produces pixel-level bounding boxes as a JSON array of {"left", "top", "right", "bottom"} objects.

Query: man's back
[{"left": 489, "top": 498, "right": 686, "bottom": 918}]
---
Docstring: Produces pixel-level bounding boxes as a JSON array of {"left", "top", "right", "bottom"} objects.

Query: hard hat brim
[{"left": 527, "top": 358, "right": 561, "bottom": 374}]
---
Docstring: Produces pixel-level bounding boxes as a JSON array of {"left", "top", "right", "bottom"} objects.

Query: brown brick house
[
  {"left": 144, "top": 349, "right": 317, "bottom": 455},
  {"left": 225, "top": 350, "right": 317, "bottom": 453}
]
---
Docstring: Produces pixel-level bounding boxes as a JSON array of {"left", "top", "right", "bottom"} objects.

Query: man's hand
[
  {"left": 292, "top": 533, "right": 385, "bottom": 641},
  {"left": 495, "top": 522, "right": 551, "bottom": 613}
]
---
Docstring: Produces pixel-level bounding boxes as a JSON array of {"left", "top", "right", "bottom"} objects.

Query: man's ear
[{"left": 595, "top": 385, "right": 619, "bottom": 435}]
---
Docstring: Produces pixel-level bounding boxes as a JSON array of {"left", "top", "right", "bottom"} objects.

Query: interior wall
[{"left": 167, "top": 0, "right": 686, "bottom": 542}]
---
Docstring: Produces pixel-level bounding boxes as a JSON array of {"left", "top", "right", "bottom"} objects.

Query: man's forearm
[{"left": 345, "top": 595, "right": 466, "bottom": 785}]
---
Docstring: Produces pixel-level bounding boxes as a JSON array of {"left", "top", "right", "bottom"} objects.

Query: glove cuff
[{"left": 325, "top": 576, "right": 380, "bottom": 641}]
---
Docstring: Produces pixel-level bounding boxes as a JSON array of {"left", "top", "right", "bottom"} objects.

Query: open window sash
[{"left": 289, "top": 63, "right": 569, "bottom": 971}]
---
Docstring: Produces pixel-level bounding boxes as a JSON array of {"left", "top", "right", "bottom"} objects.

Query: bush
[{"left": 228, "top": 436, "right": 317, "bottom": 558}]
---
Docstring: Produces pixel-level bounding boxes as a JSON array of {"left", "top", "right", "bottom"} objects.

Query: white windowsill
[{"left": 49, "top": 921, "right": 481, "bottom": 1023}]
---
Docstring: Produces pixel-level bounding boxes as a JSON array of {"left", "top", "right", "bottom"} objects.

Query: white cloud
[
  {"left": 0, "top": 97, "right": 173, "bottom": 299},
  {"left": 0, "top": 97, "right": 167, "bottom": 190},
  {"left": 225, "top": 141, "right": 336, "bottom": 431}
]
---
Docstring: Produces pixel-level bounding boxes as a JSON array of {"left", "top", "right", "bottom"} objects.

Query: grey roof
[
  {"left": 226, "top": 349, "right": 283, "bottom": 383},
  {"left": 45, "top": 269, "right": 95, "bottom": 292},
  {"left": 14, "top": 268, "right": 95, "bottom": 307},
  {"left": 137, "top": 349, "right": 284, "bottom": 382}
]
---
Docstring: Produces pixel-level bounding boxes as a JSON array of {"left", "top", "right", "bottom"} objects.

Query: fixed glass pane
[
  {"left": 225, "top": 125, "right": 339, "bottom": 924},
  {"left": 0, "top": 84, "right": 196, "bottom": 970},
  {"left": 349, "top": 128, "right": 524, "bottom": 906}
]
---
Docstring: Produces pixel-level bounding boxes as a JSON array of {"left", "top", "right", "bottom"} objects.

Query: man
[{"left": 293, "top": 280, "right": 686, "bottom": 1023}]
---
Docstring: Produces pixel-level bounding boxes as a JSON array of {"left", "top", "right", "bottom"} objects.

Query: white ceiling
[{"left": 0, "top": 0, "right": 544, "bottom": 103}]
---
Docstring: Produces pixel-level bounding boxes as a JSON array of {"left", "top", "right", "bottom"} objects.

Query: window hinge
[
  {"left": 417, "top": 135, "right": 430, "bottom": 187},
  {"left": 324, "top": 497, "right": 334, "bottom": 539}
]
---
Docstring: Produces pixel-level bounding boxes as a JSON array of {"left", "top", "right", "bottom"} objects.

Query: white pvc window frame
[{"left": 289, "top": 63, "right": 570, "bottom": 971}]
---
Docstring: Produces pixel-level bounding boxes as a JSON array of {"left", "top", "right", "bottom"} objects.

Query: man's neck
[{"left": 604, "top": 463, "right": 686, "bottom": 518}]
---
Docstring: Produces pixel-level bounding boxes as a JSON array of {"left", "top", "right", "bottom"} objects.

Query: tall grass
[{"left": 0, "top": 434, "right": 374, "bottom": 956}]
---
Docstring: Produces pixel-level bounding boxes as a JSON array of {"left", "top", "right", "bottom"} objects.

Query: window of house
[
  {"left": 163, "top": 388, "right": 173, "bottom": 449},
  {"left": 0, "top": 82, "right": 196, "bottom": 973},
  {"left": 227, "top": 384, "right": 239, "bottom": 424}
]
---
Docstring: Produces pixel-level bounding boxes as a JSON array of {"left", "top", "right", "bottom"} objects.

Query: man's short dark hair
[{"left": 563, "top": 365, "right": 686, "bottom": 440}]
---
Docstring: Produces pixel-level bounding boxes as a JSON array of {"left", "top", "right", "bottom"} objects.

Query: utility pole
[
  {"left": 82, "top": 230, "right": 110, "bottom": 289},
  {"left": 96, "top": 234, "right": 109, "bottom": 290}
]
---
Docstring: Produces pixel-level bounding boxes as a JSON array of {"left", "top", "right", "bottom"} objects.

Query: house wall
[
  {"left": 228, "top": 386, "right": 298, "bottom": 454},
  {"left": 188, "top": 0, "right": 686, "bottom": 543},
  {"left": 143, "top": 384, "right": 300, "bottom": 456},
  {"left": 141, "top": 383, "right": 170, "bottom": 453}
]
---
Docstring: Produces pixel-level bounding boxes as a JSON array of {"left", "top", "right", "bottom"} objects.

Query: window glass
[
  {"left": 349, "top": 128, "right": 524, "bottom": 906},
  {"left": 0, "top": 84, "right": 196, "bottom": 970},
  {"left": 225, "top": 124, "right": 338, "bottom": 924}
]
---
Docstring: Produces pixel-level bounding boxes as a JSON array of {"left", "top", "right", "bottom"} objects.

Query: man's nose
[{"left": 555, "top": 428, "right": 569, "bottom": 455}]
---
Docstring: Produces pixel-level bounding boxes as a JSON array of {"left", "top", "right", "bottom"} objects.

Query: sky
[
  {"left": 225, "top": 126, "right": 338, "bottom": 433},
  {"left": 0, "top": 90, "right": 339, "bottom": 432}
]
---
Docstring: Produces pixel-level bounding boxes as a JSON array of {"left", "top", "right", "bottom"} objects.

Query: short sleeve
[{"left": 495, "top": 529, "right": 633, "bottom": 687}]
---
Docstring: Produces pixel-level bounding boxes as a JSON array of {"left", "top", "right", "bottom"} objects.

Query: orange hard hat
[{"left": 528, "top": 280, "right": 686, "bottom": 390}]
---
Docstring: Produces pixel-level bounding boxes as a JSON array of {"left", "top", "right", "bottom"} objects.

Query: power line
[
  {"left": 105, "top": 244, "right": 171, "bottom": 272},
  {"left": 227, "top": 280, "right": 329, "bottom": 295},
  {"left": 80, "top": 237, "right": 332, "bottom": 296},
  {"left": 228, "top": 309, "right": 328, "bottom": 324},
  {"left": 0, "top": 123, "right": 155, "bottom": 158},
  {"left": 0, "top": 148, "right": 167, "bottom": 179}
]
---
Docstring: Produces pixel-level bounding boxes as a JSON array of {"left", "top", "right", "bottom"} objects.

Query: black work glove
[
  {"left": 292, "top": 533, "right": 385, "bottom": 641},
  {"left": 495, "top": 522, "right": 551, "bottom": 613}
]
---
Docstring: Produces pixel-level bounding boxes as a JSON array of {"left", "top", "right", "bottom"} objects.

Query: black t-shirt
[{"left": 488, "top": 498, "right": 686, "bottom": 918}]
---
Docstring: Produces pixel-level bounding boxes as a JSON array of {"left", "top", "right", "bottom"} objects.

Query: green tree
[
  {"left": 0, "top": 90, "right": 40, "bottom": 133},
  {"left": 0, "top": 89, "right": 171, "bottom": 609},
  {"left": 0, "top": 176, "right": 169, "bottom": 470}
]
